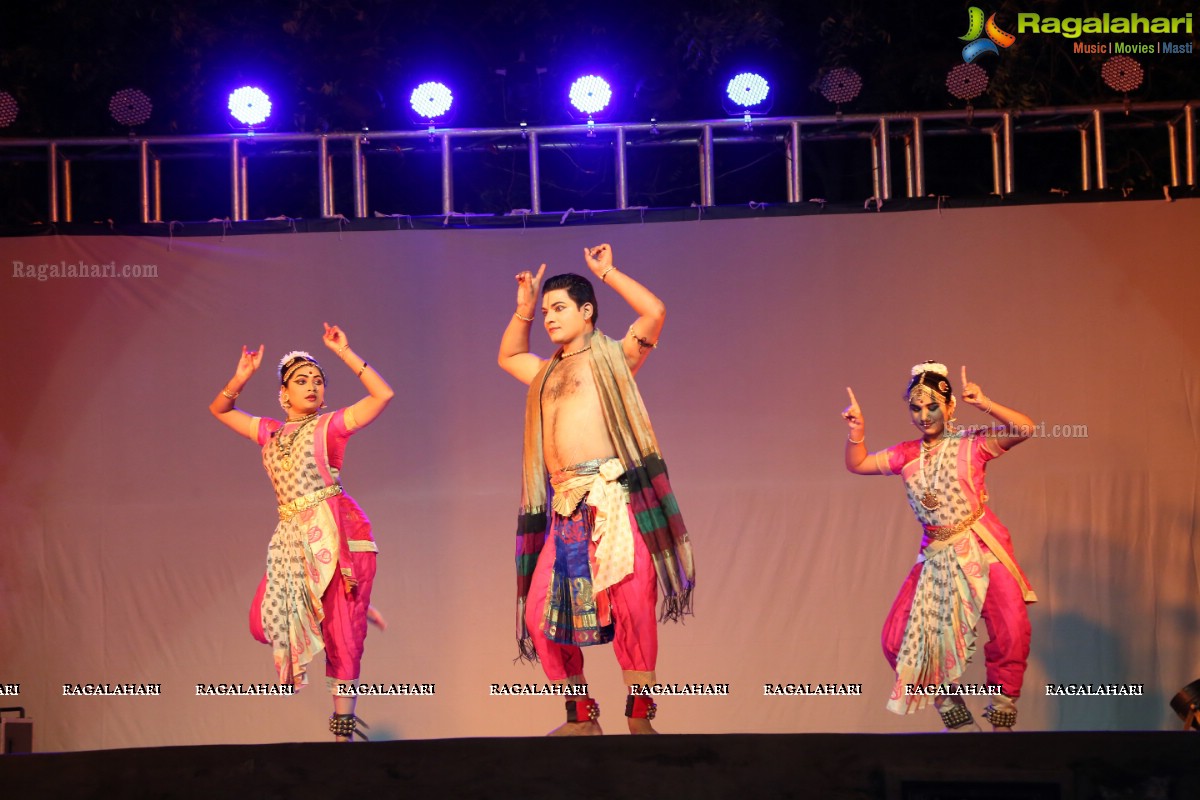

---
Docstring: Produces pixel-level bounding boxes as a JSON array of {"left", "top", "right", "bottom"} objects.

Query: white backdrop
[{"left": 1, "top": 199, "right": 1198, "bottom": 750}]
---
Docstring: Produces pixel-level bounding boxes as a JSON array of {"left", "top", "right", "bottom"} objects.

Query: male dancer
[{"left": 498, "top": 243, "right": 694, "bottom": 735}]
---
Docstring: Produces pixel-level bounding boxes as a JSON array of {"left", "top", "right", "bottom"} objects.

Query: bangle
[
  {"left": 980, "top": 400, "right": 993, "bottom": 414},
  {"left": 358, "top": 362, "right": 369, "bottom": 377},
  {"left": 847, "top": 434, "right": 865, "bottom": 445},
  {"left": 600, "top": 266, "right": 616, "bottom": 282},
  {"left": 338, "top": 344, "right": 350, "bottom": 356},
  {"left": 514, "top": 311, "right": 534, "bottom": 323},
  {"left": 222, "top": 388, "right": 240, "bottom": 400}
]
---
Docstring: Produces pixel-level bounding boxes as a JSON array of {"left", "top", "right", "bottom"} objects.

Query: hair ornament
[{"left": 910, "top": 360, "right": 949, "bottom": 378}]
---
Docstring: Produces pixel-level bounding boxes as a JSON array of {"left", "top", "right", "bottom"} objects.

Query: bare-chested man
[{"left": 498, "top": 243, "right": 694, "bottom": 735}]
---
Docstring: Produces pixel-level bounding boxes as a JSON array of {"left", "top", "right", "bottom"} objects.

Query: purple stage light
[
  {"left": 946, "top": 63, "right": 989, "bottom": 101},
  {"left": 409, "top": 82, "right": 454, "bottom": 121},
  {"left": 568, "top": 76, "right": 612, "bottom": 117},
  {"left": 109, "top": 88, "right": 153, "bottom": 127},
  {"left": 725, "top": 73, "right": 770, "bottom": 108},
  {"left": 228, "top": 86, "right": 272, "bottom": 127},
  {"left": 819, "top": 67, "right": 863, "bottom": 106},
  {"left": 0, "top": 91, "right": 18, "bottom": 128},
  {"left": 1101, "top": 56, "right": 1143, "bottom": 93}
]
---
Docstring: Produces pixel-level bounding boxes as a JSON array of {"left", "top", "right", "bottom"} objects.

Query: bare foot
[
  {"left": 627, "top": 717, "right": 659, "bottom": 735},
  {"left": 547, "top": 720, "right": 603, "bottom": 736},
  {"left": 990, "top": 725, "right": 1014, "bottom": 733}
]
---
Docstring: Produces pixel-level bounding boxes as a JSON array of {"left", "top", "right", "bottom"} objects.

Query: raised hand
[
  {"left": 583, "top": 243, "right": 613, "bottom": 276},
  {"left": 960, "top": 365, "right": 988, "bottom": 408},
  {"left": 515, "top": 263, "right": 546, "bottom": 316},
  {"left": 322, "top": 322, "right": 348, "bottom": 353},
  {"left": 842, "top": 386, "right": 865, "bottom": 439},
  {"left": 234, "top": 344, "right": 265, "bottom": 383}
]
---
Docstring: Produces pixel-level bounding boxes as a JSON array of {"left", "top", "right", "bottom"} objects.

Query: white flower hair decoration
[{"left": 911, "top": 361, "right": 949, "bottom": 377}]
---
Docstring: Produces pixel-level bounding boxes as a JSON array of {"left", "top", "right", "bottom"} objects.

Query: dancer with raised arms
[{"left": 843, "top": 362, "right": 1037, "bottom": 731}]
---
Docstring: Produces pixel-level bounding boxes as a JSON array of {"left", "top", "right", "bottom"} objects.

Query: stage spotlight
[
  {"left": 1171, "top": 679, "right": 1200, "bottom": 730},
  {"left": 109, "top": 88, "right": 153, "bottom": 128},
  {"left": 228, "top": 86, "right": 272, "bottom": 128},
  {"left": 722, "top": 72, "right": 772, "bottom": 127},
  {"left": 568, "top": 75, "right": 612, "bottom": 134},
  {"left": 1101, "top": 55, "right": 1144, "bottom": 93},
  {"left": 946, "top": 64, "right": 989, "bottom": 102},
  {"left": 409, "top": 81, "right": 454, "bottom": 124},
  {"left": 818, "top": 67, "right": 863, "bottom": 108},
  {"left": 0, "top": 91, "right": 18, "bottom": 128}
]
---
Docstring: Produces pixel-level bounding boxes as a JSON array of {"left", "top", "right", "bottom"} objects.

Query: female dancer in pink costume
[
  {"left": 843, "top": 362, "right": 1037, "bottom": 731},
  {"left": 210, "top": 323, "right": 393, "bottom": 741}
]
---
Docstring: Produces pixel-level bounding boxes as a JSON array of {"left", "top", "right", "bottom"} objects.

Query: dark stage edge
[
  {"left": 1, "top": 732, "right": 1197, "bottom": 799},
  {"left": 2, "top": 187, "right": 1197, "bottom": 237}
]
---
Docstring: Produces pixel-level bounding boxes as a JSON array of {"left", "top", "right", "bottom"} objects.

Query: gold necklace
[
  {"left": 918, "top": 435, "right": 951, "bottom": 510},
  {"left": 276, "top": 414, "right": 318, "bottom": 471},
  {"left": 561, "top": 345, "right": 591, "bottom": 359}
]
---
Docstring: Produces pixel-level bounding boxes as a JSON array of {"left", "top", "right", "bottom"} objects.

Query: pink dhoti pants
[
  {"left": 525, "top": 505, "right": 658, "bottom": 686},
  {"left": 251, "top": 550, "right": 377, "bottom": 692},
  {"left": 882, "top": 558, "right": 1031, "bottom": 698}
]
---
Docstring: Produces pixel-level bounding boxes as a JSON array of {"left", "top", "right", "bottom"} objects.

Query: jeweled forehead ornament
[
  {"left": 279, "top": 350, "right": 326, "bottom": 385},
  {"left": 907, "top": 361, "right": 950, "bottom": 405}
]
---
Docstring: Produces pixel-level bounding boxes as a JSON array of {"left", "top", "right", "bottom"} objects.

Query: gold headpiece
[
  {"left": 907, "top": 361, "right": 951, "bottom": 405},
  {"left": 279, "top": 350, "right": 325, "bottom": 385}
]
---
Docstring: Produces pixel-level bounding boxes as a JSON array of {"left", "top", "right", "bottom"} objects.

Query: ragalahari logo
[{"left": 960, "top": 7, "right": 1017, "bottom": 62}]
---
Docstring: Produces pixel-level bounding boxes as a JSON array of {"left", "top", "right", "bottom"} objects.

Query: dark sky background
[{"left": 1, "top": 0, "right": 1197, "bottom": 222}]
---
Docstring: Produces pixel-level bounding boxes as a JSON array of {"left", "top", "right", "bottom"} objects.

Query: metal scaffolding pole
[
  {"left": 1168, "top": 120, "right": 1180, "bottom": 188},
  {"left": 787, "top": 121, "right": 802, "bottom": 203},
  {"left": 699, "top": 124, "right": 715, "bottom": 206},
  {"left": 528, "top": 130, "right": 541, "bottom": 215},
  {"left": 152, "top": 158, "right": 162, "bottom": 222},
  {"left": 352, "top": 136, "right": 366, "bottom": 218},
  {"left": 614, "top": 127, "right": 628, "bottom": 210},
  {"left": 911, "top": 116, "right": 925, "bottom": 198},
  {"left": 62, "top": 157, "right": 73, "bottom": 223},
  {"left": 317, "top": 136, "right": 331, "bottom": 217},
  {"left": 230, "top": 138, "right": 242, "bottom": 221},
  {"left": 440, "top": 134, "right": 453, "bottom": 215},
  {"left": 1092, "top": 109, "right": 1107, "bottom": 191},
  {"left": 48, "top": 142, "right": 59, "bottom": 223},
  {"left": 877, "top": 117, "right": 891, "bottom": 200},
  {"left": 138, "top": 139, "right": 150, "bottom": 223},
  {"left": 1002, "top": 112, "right": 1015, "bottom": 194}
]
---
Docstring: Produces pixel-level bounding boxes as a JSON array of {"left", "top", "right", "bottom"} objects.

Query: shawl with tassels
[{"left": 514, "top": 330, "right": 695, "bottom": 662}]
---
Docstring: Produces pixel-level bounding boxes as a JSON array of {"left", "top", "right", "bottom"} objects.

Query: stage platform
[{"left": 1, "top": 732, "right": 1196, "bottom": 799}]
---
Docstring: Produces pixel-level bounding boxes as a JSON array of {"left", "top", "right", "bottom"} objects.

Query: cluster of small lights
[
  {"left": 945, "top": 63, "right": 989, "bottom": 101},
  {"left": 819, "top": 67, "right": 863, "bottom": 105},
  {"left": 725, "top": 73, "right": 770, "bottom": 108},
  {"left": 409, "top": 81, "right": 454, "bottom": 120},
  {"left": 228, "top": 86, "right": 272, "bottom": 126},
  {"left": 109, "top": 88, "right": 153, "bottom": 127},
  {"left": 568, "top": 75, "right": 612, "bottom": 116},
  {"left": 1102, "top": 56, "right": 1144, "bottom": 93},
  {"left": 0, "top": 91, "right": 17, "bottom": 128}
]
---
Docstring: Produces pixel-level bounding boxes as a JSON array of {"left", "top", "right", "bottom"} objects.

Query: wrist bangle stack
[
  {"left": 514, "top": 311, "right": 535, "bottom": 323},
  {"left": 847, "top": 434, "right": 865, "bottom": 445},
  {"left": 600, "top": 266, "right": 616, "bottom": 282},
  {"left": 222, "top": 388, "right": 240, "bottom": 400}
]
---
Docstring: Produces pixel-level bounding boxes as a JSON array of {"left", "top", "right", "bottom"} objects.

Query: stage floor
[{"left": 1, "top": 732, "right": 1196, "bottom": 799}]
